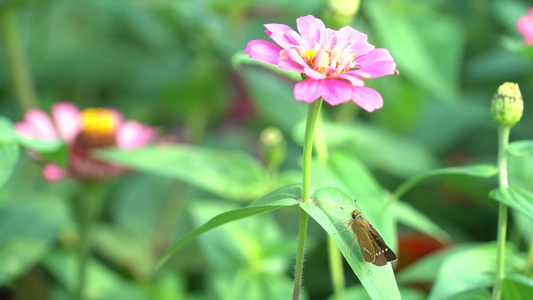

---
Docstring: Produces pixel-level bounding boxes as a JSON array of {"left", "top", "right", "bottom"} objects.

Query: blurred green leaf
[
  {"left": 365, "top": 0, "right": 464, "bottom": 101},
  {"left": 509, "top": 140, "right": 533, "bottom": 157},
  {"left": 44, "top": 250, "right": 149, "bottom": 300},
  {"left": 294, "top": 120, "right": 438, "bottom": 178},
  {"left": 490, "top": 186, "right": 533, "bottom": 221},
  {"left": 190, "top": 200, "right": 295, "bottom": 300},
  {"left": 0, "top": 117, "right": 19, "bottom": 142},
  {"left": 446, "top": 288, "right": 491, "bottom": 300},
  {"left": 0, "top": 144, "right": 19, "bottom": 190},
  {"left": 393, "top": 201, "right": 451, "bottom": 244},
  {"left": 503, "top": 273, "right": 533, "bottom": 300},
  {"left": 157, "top": 184, "right": 301, "bottom": 268},
  {"left": 0, "top": 198, "right": 69, "bottom": 285},
  {"left": 97, "top": 145, "right": 267, "bottom": 201},
  {"left": 242, "top": 68, "right": 308, "bottom": 132},
  {"left": 397, "top": 244, "right": 475, "bottom": 285},
  {"left": 394, "top": 164, "right": 498, "bottom": 199},
  {"left": 303, "top": 186, "right": 400, "bottom": 300},
  {"left": 427, "top": 243, "right": 524, "bottom": 300}
]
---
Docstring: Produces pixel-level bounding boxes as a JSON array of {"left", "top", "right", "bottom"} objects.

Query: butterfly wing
[
  {"left": 366, "top": 222, "right": 397, "bottom": 264},
  {"left": 354, "top": 224, "right": 376, "bottom": 264}
]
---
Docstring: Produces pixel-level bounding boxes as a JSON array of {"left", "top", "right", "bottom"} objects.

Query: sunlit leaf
[{"left": 303, "top": 186, "right": 400, "bottom": 300}]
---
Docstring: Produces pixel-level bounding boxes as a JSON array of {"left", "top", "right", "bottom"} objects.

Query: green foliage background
[{"left": 1, "top": 0, "right": 533, "bottom": 299}]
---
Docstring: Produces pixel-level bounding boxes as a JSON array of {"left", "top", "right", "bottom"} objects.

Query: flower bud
[
  {"left": 260, "top": 126, "right": 286, "bottom": 172},
  {"left": 491, "top": 82, "right": 523, "bottom": 127}
]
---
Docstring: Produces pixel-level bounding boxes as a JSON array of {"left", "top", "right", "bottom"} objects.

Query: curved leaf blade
[
  {"left": 304, "top": 186, "right": 400, "bottom": 300},
  {"left": 0, "top": 144, "right": 19, "bottom": 190},
  {"left": 394, "top": 165, "right": 498, "bottom": 199},
  {"left": 508, "top": 140, "right": 533, "bottom": 157},
  {"left": 157, "top": 184, "right": 301, "bottom": 269},
  {"left": 490, "top": 186, "right": 533, "bottom": 221},
  {"left": 394, "top": 201, "right": 451, "bottom": 244},
  {"left": 97, "top": 145, "right": 267, "bottom": 201}
]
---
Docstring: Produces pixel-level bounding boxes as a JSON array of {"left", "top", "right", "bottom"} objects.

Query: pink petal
[
  {"left": 244, "top": 40, "right": 282, "bottom": 65},
  {"left": 296, "top": 15, "right": 326, "bottom": 49},
  {"left": 294, "top": 78, "right": 324, "bottom": 103},
  {"left": 294, "top": 78, "right": 351, "bottom": 105},
  {"left": 320, "top": 79, "right": 352, "bottom": 105},
  {"left": 24, "top": 110, "right": 58, "bottom": 141},
  {"left": 265, "top": 23, "right": 301, "bottom": 48},
  {"left": 350, "top": 86, "right": 384, "bottom": 112},
  {"left": 517, "top": 15, "right": 533, "bottom": 46},
  {"left": 52, "top": 102, "right": 81, "bottom": 144},
  {"left": 43, "top": 164, "right": 65, "bottom": 181},
  {"left": 333, "top": 73, "right": 365, "bottom": 86},
  {"left": 116, "top": 121, "right": 156, "bottom": 149},
  {"left": 14, "top": 122, "right": 37, "bottom": 139}
]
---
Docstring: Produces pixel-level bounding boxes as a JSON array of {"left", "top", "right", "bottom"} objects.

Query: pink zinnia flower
[
  {"left": 517, "top": 8, "right": 533, "bottom": 46},
  {"left": 15, "top": 102, "right": 156, "bottom": 181},
  {"left": 244, "top": 15, "right": 398, "bottom": 112}
]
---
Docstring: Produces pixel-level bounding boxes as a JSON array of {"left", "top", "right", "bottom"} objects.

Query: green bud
[
  {"left": 491, "top": 82, "right": 523, "bottom": 127},
  {"left": 260, "top": 126, "right": 286, "bottom": 172}
]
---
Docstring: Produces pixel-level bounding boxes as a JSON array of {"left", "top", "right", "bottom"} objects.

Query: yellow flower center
[
  {"left": 81, "top": 108, "right": 120, "bottom": 136},
  {"left": 77, "top": 108, "right": 120, "bottom": 148},
  {"left": 301, "top": 43, "right": 356, "bottom": 76}
]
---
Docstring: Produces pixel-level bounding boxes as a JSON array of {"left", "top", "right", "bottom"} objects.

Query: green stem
[
  {"left": 301, "top": 99, "right": 323, "bottom": 203},
  {"left": 74, "top": 183, "right": 104, "bottom": 300},
  {"left": 492, "top": 126, "right": 510, "bottom": 300},
  {"left": 327, "top": 236, "right": 346, "bottom": 300},
  {"left": 292, "top": 98, "right": 323, "bottom": 300},
  {"left": 0, "top": 5, "right": 38, "bottom": 112},
  {"left": 313, "top": 107, "right": 345, "bottom": 299}
]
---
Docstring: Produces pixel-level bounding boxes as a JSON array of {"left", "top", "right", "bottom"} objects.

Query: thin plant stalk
[
  {"left": 0, "top": 5, "right": 38, "bottom": 112},
  {"left": 314, "top": 109, "right": 346, "bottom": 299},
  {"left": 292, "top": 98, "right": 323, "bottom": 300},
  {"left": 74, "top": 183, "right": 104, "bottom": 300},
  {"left": 492, "top": 126, "right": 510, "bottom": 300}
]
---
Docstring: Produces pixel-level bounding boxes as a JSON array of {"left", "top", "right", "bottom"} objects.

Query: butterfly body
[{"left": 336, "top": 209, "right": 397, "bottom": 266}]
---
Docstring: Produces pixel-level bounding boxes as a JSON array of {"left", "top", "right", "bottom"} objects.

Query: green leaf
[
  {"left": 503, "top": 273, "right": 533, "bottom": 300},
  {"left": 397, "top": 244, "right": 476, "bottom": 285},
  {"left": 0, "top": 199, "right": 70, "bottom": 285},
  {"left": 96, "top": 145, "right": 267, "bottom": 201},
  {"left": 394, "top": 165, "right": 498, "bottom": 199},
  {"left": 44, "top": 250, "right": 149, "bottom": 300},
  {"left": 508, "top": 140, "right": 533, "bottom": 157},
  {"left": 365, "top": 0, "right": 464, "bottom": 102},
  {"left": 427, "top": 243, "right": 524, "bottom": 300},
  {"left": 490, "top": 186, "right": 533, "bottom": 221},
  {"left": 303, "top": 186, "right": 400, "bottom": 300},
  {"left": 0, "top": 117, "right": 19, "bottom": 142},
  {"left": 294, "top": 121, "right": 438, "bottom": 178},
  {"left": 157, "top": 184, "right": 301, "bottom": 269},
  {"left": 242, "top": 68, "right": 308, "bottom": 132},
  {"left": 393, "top": 201, "right": 451, "bottom": 244},
  {"left": 310, "top": 151, "right": 397, "bottom": 249},
  {"left": 0, "top": 144, "right": 19, "bottom": 190}
]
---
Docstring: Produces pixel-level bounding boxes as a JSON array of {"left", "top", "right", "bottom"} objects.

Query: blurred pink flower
[
  {"left": 244, "top": 15, "right": 398, "bottom": 112},
  {"left": 517, "top": 8, "right": 533, "bottom": 46},
  {"left": 15, "top": 102, "right": 156, "bottom": 181}
]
